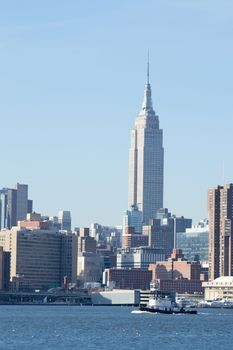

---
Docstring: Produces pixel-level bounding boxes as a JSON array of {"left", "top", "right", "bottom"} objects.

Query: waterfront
[{"left": 0, "top": 306, "right": 232, "bottom": 349}]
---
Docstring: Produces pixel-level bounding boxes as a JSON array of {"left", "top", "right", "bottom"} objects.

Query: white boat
[{"left": 140, "top": 292, "right": 197, "bottom": 315}]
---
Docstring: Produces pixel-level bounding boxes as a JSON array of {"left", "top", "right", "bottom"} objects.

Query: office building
[
  {"left": 58, "top": 210, "right": 71, "bottom": 231},
  {"left": 96, "top": 247, "right": 117, "bottom": 270},
  {"left": 149, "top": 249, "right": 201, "bottom": 281},
  {"left": 19, "top": 215, "right": 51, "bottom": 230},
  {"left": 77, "top": 227, "right": 96, "bottom": 259},
  {"left": 117, "top": 246, "right": 164, "bottom": 269},
  {"left": 0, "top": 247, "right": 10, "bottom": 290},
  {"left": 1, "top": 183, "right": 33, "bottom": 229},
  {"left": 27, "top": 199, "right": 33, "bottom": 214},
  {"left": 76, "top": 227, "right": 100, "bottom": 284},
  {"left": 7, "top": 189, "right": 17, "bottom": 228},
  {"left": 77, "top": 252, "right": 102, "bottom": 284},
  {"left": 176, "top": 219, "right": 209, "bottom": 263},
  {"left": 0, "top": 227, "right": 77, "bottom": 290},
  {"left": 16, "top": 183, "right": 28, "bottom": 222},
  {"left": 0, "top": 189, "right": 8, "bottom": 229},
  {"left": 128, "top": 61, "right": 164, "bottom": 224},
  {"left": 143, "top": 208, "right": 192, "bottom": 258},
  {"left": 149, "top": 249, "right": 203, "bottom": 294},
  {"left": 49, "top": 215, "right": 61, "bottom": 230},
  {"left": 103, "top": 268, "right": 152, "bottom": 290},
  {"left": 61, "top": 233, "right": 78, "bottom": 285},
  {"left": 156, "top": 279, "right": 203, "bottom": 294},
  {"left": 90, "top": 223, "right": 101, "bottom": 239},
  {"left": 79, "top": 227, "right": 90, "bottom": 237},
  {"left": 78, "top": 234, "right": 96, "bottom": 255},
  {"left": 123, "top": 205, "right": 142, "bottom": 234},
  {"left": 122, "top": 226, "right": 148, "bottom": 249},
  {"left": 173, "top": 215, "right": 192, "bottom": 248},
  {"left": 208, "top": 184, "right": 233, "bottom": 281},
  {"left": 88, "top": 223, "right": 122, "bottom": 249}
]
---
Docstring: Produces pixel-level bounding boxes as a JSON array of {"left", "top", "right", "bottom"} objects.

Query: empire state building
[{"left": 128, "top": 62, "right": 164, "bottom": 224}]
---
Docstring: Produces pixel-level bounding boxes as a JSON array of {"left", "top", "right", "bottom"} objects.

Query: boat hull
[{"left": 139, "top": 306, "right": 197, "bottom": 315}]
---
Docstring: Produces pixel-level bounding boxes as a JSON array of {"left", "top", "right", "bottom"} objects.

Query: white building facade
[
  {"left": 117, "top": 247, "right": 165, "bottom": 269},
  {"left": 203, "top": 276, "right": 233, "bottom": 301}
]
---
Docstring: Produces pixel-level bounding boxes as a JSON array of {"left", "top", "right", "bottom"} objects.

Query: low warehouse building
[{"left": 92, "top": 289, "right": 140, "bottom": 305}]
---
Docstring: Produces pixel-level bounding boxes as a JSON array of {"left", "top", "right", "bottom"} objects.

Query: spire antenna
[{"left": 147, "top": 50, "right": 149, "bottom": 84}]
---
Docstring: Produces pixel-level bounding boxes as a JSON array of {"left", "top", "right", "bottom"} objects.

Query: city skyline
[
  {"left": 1, "top": 1, "right": 233, "bottom": 226},
  {"left": 1, "top": 2, "right": 233, "bottom": 348}
]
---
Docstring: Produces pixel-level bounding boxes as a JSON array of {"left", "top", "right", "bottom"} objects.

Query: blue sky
[{"left": 0, "top": 0, "right": 233, "bottom": 227}]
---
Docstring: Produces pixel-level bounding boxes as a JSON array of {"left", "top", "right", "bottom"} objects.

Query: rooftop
[{"left": 214, "top": 276, "right": 233, "bottom": 284}]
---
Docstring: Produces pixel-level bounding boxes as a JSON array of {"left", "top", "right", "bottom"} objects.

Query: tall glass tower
[{"left": 128, "top": 61, "right": 164, "bottom": 224}]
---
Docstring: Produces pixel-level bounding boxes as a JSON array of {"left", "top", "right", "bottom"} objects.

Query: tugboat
[{"left": 139, "top": 283, "right": 197, "bottom": 315}]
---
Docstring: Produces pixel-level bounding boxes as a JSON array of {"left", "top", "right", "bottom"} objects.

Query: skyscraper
[
  {"left": 0, "top": 184, "right": 32, "bottom": 229},
  {"left": 58, "top": 210, "right": 72, "bottom": 231},
  {"left": 208, "top": 184, "right": 233, "bottom": 281},
  {"left": 16, "top": 183, "right": 28, "bottom": 222},
  {"left": 0, "top": 189, "right": 8, "bottom": 230},
  {"left": 128, "top": 61, "right": 164, "bottom": 224},
  {"left": 123, "top": 205, "right": 143, "bottom": 234},
  {"left": 7, "top": 189, "right": 17, "bottom": 228}
]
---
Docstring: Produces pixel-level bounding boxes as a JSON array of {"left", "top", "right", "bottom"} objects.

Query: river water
[{"left": 0, "top": 306, "right": 232, "bottom": 349}]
